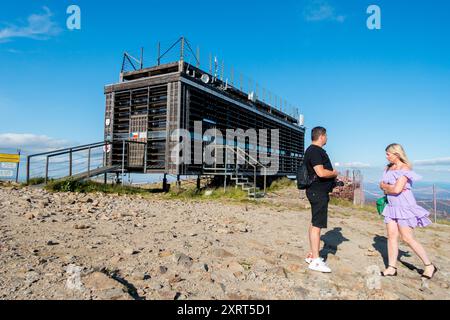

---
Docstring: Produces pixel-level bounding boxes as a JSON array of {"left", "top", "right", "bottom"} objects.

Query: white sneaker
[
  {"left": 305, "top": 256, "right": 324, "bottom": 264},
  {"left": 308, "top": 258, "right": 332, "bottom": 273}
]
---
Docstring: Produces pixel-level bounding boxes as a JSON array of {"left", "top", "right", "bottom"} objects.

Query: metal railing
[
  {"left": 26, "top": 140, "right": 148, "bottom": 185},
  {"left": 206, "top": 144, "right": 268, "bottom": 196}
]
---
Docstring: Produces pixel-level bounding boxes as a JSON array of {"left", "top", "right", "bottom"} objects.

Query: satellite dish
[
  {"left": 299, "top": 114, "right": 305, "bottom": 126},
  {"left": 248, "top": 91, "right": 256, "bottom": 103},
  {"left": 201, "top": 74, "right": 210, "bottom": 84}
]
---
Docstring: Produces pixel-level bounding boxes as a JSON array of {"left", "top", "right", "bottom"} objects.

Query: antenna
[
  {"left": 180, "top": 36, "right": 185, "bottom": 61},
  {"left": 214, "top": 56, "right": 218, "bottom": 79},
  {"left": 157, "top": 42, "right": 161, "bottom": 66},
  {"left": 209, "top": 53, "right": 212, "bottom": 74},
  {"left": 196, "top": 46, "right": 200, "bottom": 68},
  {"left": 121, "top": 51, "right": 143, "bottom": 73}
]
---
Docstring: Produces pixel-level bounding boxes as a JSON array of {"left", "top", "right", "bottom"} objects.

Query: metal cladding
[{"left": 104, "top": 59, "right": 305, "bottom": 177}]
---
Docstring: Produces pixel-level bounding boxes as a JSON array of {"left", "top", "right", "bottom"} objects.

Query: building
[{"left": 103, "top": 39, "right": 305, "bottom": 185}]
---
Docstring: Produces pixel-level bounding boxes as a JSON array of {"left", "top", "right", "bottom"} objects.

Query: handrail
[
  {"left": 27, "top": 140, "right": 148, "bottom": 184},
  {"left": 27, "top": 141, "right": 106, "bottom": 158},
  {"left": 208, "top": 144, "right": 268, "bottom": 196}
]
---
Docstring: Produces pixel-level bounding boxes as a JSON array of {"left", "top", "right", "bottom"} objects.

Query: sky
[{"left": 0, "top": 0, "right": 450, "bottom": 183}]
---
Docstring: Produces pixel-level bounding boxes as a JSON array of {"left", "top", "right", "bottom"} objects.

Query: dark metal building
[{"left": 104, "top": 43, "right": 305, "bottom": 180}]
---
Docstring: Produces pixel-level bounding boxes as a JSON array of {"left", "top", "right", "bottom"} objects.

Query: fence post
[
  {"left": 122, "top": 140, "right": 126, "bottom": 186},
  {"left": 433, "top": 184, "right": 437, "bottom": 223},
  {"left": 87, "top": 147, "right": 91, "bottom": 178},
  {"left": 15, "top": 150, "right": 21, "bottom": 183},
  {"left": 26, "top": 155, "right": 31, "bottom": 185},
  {"left": 263, "top": 167, "right": 267, "bottom": 195},
  {"left": 224, "top": 146, "right": 227, "bottom": 193},
  {"left": 45, "top": 156, "right": 49, "bottom": 184},
  {"left": 254, "top": 166, "right": 256, "bottom": 200},
  {"left": 69, "top": 149, "right": 73, "bottom": 177},
  {"left": 143, "top": 142, "right": 148, "bottom": 174}
]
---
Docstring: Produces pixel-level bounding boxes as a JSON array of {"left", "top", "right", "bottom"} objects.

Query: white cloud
[
  {"left": 0, "top": 7, "right": 62, "bottom": 42},
  {"left": 414, "top": 157, "right": 450, "bottom": 167},
  {"left": 335, "top": 162, "right": 371, "bottom": 168},
  {"left": 303, "top": 0, "right": 346, "bottom": 23},
  {"left": 0, "top": 133, "right": 69, "bottom": 153}
]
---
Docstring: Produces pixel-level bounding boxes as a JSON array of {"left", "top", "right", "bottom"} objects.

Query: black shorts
[{"left": 306, "top": 189, "right": 329, "bottom": 229}]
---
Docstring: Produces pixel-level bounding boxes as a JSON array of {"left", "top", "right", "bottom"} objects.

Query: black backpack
[{"left": 296, "top": 161, "right": 315, "bottom": 190}]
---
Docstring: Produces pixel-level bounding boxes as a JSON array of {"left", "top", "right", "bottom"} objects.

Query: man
[{"left": 303, "top": 127, "right": 338, "bottom": 273}]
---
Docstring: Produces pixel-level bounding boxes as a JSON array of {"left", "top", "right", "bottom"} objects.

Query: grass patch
[
  {"left": 267, "top": 177, "right": 295, "bottom": 192},
  {"left": 24, "top": 177, "right": 46, "bottom": 186},
  {"left": 166, "top": 185, "right": 250, "bottom": 202},
  {"left": 436, "top": 219, "right": 450, "bottom": 226},
  {"left": 45, "top": 178, "right": 150, "bottom": 195}
]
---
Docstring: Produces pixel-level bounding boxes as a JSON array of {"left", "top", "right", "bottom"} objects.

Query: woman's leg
[
  {"left": 384, "top": 221, "right": 399, "bottom": 274},
  {"left": 398, "top": 226, "right": 434, "bottom": 277}
]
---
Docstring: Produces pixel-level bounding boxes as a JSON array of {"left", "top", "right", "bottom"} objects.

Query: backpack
[{"left": 296, "top": 161, "right": 315, "bottom": 190}]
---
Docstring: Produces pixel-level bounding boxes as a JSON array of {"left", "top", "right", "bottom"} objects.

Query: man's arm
[{"left": 313, "top": 165, "right": 338, "bottom": 179}]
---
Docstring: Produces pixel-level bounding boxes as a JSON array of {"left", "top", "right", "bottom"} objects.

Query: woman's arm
[{"left": 381, "top": 176, "right": 408, "bottom": 195}]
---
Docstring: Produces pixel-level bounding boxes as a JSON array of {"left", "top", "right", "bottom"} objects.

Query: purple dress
[{"left": 381, "top": 169, "right": 432, "bottom": 228}]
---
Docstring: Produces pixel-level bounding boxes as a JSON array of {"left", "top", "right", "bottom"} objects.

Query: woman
[{"left": 379, "top": 143, "right": 438, "bottom": 279}]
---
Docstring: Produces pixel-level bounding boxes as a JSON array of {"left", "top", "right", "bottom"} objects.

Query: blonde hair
[{"left": 386, "top": 143, "right": 412, "bottom": 168}]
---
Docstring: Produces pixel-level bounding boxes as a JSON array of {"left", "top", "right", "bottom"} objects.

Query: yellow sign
[{"left": 0, "top": 154, "right": 20, "bottom": 163}]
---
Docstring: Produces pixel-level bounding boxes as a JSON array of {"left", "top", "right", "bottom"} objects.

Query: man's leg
[
  {"left": 307, "top": 191, "right": 331, "bottom": 272},
  {"left": 309, "top": 224, "right": 322, "bottom": 259}
]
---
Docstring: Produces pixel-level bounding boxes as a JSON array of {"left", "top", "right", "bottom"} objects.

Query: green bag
[{"left": 376, "top": 196, "right": 388, "bottom": 215}]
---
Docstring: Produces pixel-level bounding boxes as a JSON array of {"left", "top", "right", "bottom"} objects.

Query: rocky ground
[{"left": 0, "top": 183, "right": 449, "bottom": 300}]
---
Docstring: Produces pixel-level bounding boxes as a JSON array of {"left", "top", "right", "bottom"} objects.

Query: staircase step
[
  {"left": 243, "top": 187, "right": 260, "bottom": 191},
  {"left": 248, "top": 192, "right": 266, "bottom": 198}
]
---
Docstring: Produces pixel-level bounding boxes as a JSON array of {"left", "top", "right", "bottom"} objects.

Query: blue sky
[{"left": 1, "top": 0, "right": 450, "bottom": 182}]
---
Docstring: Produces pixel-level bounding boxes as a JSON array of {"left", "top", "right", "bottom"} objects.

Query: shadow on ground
[{"left": 320, "top": 227, "right": 349, "bottom": 261}]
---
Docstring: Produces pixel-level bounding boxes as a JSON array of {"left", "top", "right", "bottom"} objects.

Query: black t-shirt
[{"left": 304, "top": 144, "right": 335, "bottom": 193}]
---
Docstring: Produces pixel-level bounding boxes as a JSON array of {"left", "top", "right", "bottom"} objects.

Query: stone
[
  {"left": 158, "top": 250, "right": 172, "bottom": 258},
  {"left": 168, "top": 274, "right": 183, "bottom": 285},
  {"left": 159, "top": 266, "right": 168, "bottom": 274},
  {"left": 226, "top": 261, "right": 245, "bottom": 274},
  {"left": 269, "top": 266, "right": 288, "bottom": 278},
  {"left": 74, "top": 224, "right": 90, "bottom": 230},
  {"left": 25, "top": 271, "right": 40, "bottom": 285},
  {"left": 82, "top": 272, "right": 132, "bottom": 300},
  {"left": 158, "top": 290, "right": 179, "bottom": 300},
  {"left": 212, "top": 248, "right": 234, "bottom": 258},
  {"left": 279, "top": 252, "right": 303, "bottom": 263},
  {"left": 227, "top": 292, "right": 250, "bottom": 300},
  {"left": 365, "top": 249, "right": 378, "bottom": 257},
  {"left": 66, "top": 265, "right": 84, "bottom": 291},
  {"left": 123, "top": 248, "right": 139, "bottom": 255},
  {"left": 174, "top": 253, "right": 193, "bottom": 269},
  {"left": 24, "top": 211, "right": 38, "bottom": 220},
  {"left": 286, "top": 264, "right": 303, "bottom": 273},
  {"left": 110, "top": 256, "right": 123, "bottom": 264},
  {"left": 293, "top": 286, "right": 309, "bottom": 299}
]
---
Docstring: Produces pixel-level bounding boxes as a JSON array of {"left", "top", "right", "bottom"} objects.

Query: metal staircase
[
  {"left": 26, "top": 140, "right": 146, "bottom": 185},
  {"left": 202, "top": 145, "right": 267, "bottom": 199}
]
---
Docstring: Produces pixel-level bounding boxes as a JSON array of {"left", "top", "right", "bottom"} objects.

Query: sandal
[
  {"left": 380, "top": 265, "right": 397, "bottom": 277},
  {"left": 421, "top": 264, "right": 438, "bottom": 280}
]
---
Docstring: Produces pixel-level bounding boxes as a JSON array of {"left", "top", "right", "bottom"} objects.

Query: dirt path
[{"left": 0, "top": 185, "right": 448, "bottom": 300}]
